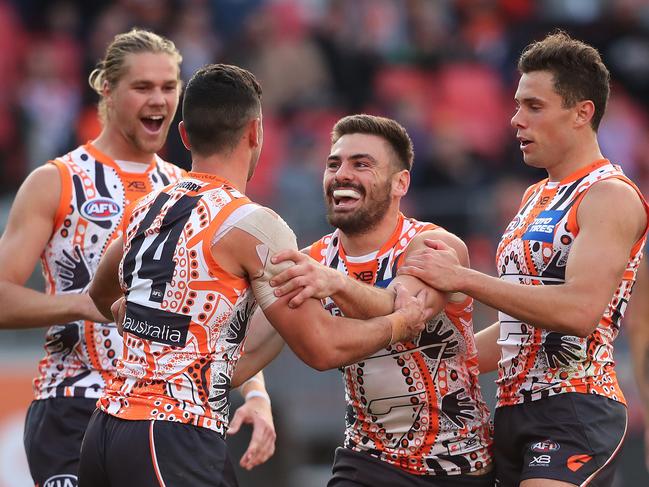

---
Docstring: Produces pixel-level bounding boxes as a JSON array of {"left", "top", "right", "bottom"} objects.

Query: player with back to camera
[{"left": 79, "top": 64, "right": 428, "bottom": 487}]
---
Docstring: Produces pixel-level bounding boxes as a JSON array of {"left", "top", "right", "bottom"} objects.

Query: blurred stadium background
[{"left": 1, "top": 0, "right": 649, "bottom": 485}]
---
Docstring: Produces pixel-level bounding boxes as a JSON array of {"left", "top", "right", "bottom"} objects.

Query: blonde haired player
[{"left": 0, "top": 29, "right": 276, "bottom": 486}]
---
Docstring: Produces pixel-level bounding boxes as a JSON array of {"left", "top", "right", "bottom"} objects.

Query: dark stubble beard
[{"left": 325, "top": 179, "right": 392, "bottom": 236}]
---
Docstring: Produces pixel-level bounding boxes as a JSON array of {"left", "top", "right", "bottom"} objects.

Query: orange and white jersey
[
  {"left": 496, "top": 159, "right": 649, "bottom": 407},
  {"left": 34, "top": 143, "right": 184, "bottom": 400},
  {"left": 310, "top": 214, "right": 492, "bottom": 476},
  {"left": 99, "top": 173, "right": 259, "bottom": 435}
]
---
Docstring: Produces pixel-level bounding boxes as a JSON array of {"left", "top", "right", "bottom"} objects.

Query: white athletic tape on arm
[{"left": 233, "top": 207, "right": 298, "bottom": 310}]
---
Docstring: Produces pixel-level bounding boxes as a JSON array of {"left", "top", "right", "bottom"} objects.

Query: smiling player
[{"left": 0, "top": 29, "right": 187, "bottom": 486}]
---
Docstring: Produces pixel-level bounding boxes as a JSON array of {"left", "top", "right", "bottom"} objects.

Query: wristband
[{"left": 245, "top": 390, "right": 271, "bottom": 404}]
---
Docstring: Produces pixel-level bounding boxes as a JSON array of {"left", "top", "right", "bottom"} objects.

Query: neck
[
  {"left": 339, "top": 210, "right": 401, "bottom": 256},
  {"left": 546, "top": 134, "right": 604, "bottom": 182},
  {"left": 191, "top": 149, "right": 249, "bottom": 193},
  {"left": 92, "top": 126, "right": 154, "bottom": 164}
]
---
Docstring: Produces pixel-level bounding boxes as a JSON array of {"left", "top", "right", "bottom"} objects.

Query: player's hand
[
  {"left": 111, "top": 297, "right": 126, "bottom": 335},
  {"left": 391, "top": 283, "right": 429, "bottom": 343},
  {"left": 79, "top": 293, "right": 111, "bottom": 323},
  {"left": 398, "top": 239, "right": 465, "bottom": 292},
  {"left": 227, "top": 396, "right": 276, "bottom": 470},
  {"left": 270, "top": 250, "right": 344, "bottom": 308}
]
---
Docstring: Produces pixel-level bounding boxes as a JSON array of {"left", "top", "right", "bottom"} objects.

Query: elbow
[
  {"left": 303, "top": 351, "right": 336, "bottom": 371},
  {"left": 88, "top": 283, "right": 103, "bottom": 310},
  {"left": 88, "top": 282, "right": 112, "bottom": 320},
  {"left": 295, "top": 344, "right": 338, "bottom": 371},
  {"left": 559, "top": 307, "right": 600, "bottom": 338}
]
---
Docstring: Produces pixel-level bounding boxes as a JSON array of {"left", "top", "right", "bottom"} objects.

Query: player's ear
[
  {"left": 248, "top": 118, "right": 262, "bottom": 148},
  {"left": 103, "top": 80, "right": 113, "bottom": 110},
  {"left": 178, "top": 121, "right": 191, "bottom": 150},
  {"left": 574, "top": 100, "right": 595, "bottom": 129},
  {"left": 392, "top": 169, "right": 410, "bottom": 197}
]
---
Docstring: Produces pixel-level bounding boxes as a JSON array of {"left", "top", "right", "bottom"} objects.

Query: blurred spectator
[
  {"left": 19, "top": 32, "right": 81, "bottom": 171},
  {"left": 0, "top": 0, "right": 26, "bottom": 189},
  {"left": 170, "top": 1, "right": 222, "bottom": 80}
]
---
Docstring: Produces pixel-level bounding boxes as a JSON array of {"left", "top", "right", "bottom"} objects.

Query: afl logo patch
[
  {"left": 81, "top": 198, "right": 121, "bottom": 220},
  {"left": 531, "top": 440, "right": 560, "bottom": 453}
]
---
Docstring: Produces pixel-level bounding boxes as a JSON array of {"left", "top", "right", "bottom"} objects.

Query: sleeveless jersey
[
  {"left": 310, "top": 214, "right": 492, "bottom": 476},
  {"left": 34, "top": 143, "right": 184, "bottom": 400},
  {"left": 496, "top": 159, "right": 649, "bottom": 407},
  {"left": 99, "top": 172, "right": 259, "bottom": 435}
]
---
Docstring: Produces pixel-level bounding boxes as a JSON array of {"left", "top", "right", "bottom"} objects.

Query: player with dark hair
[
  {"left": 399, "top": 31, "right": 649, "bottom": 487},
  {"left": 270, "top": 114, "right": 494, "bottom": 486},
  {"left": 79, "top": 67, "right": 428, "bottom": 486}
]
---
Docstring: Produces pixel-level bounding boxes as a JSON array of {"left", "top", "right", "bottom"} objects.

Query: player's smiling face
[
  {"left": 106, "top": 52, "right": 180, "bottom": 158},
  {"left": 323, "top": 133, "right": 397, "bottom": 235}
]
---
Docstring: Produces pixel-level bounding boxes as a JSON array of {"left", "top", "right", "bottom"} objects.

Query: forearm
[
  {"left": 475, "top": 321, "right": 500, "bottom": 374},
  {"left": 460, "top": 269, "right": 602, "bottom": 337},
  {"left": 332, "top": 277, "right": 395, "bottom": 319},
  {"left": 231, "top": 336, "right": 285, "bottom": 388},
  {"left": 238, "top": 372, "right": 270, "bottom": 399},
  {"left": 0, "top": 281, "right": 92, "bottom": 329},
  {"left": 307, "top": 312, "right": 398, "bottom": 370}
]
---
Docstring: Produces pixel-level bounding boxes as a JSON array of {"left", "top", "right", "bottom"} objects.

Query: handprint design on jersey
[
  {"left": 496, "top": 160, "right": 648, "bottom": 406},
  {"left": 34, "top": 144, "right": 184, "bottom": 400},
  {"left": 54, "top": 245, "right": 92, "bottom": 291},
  {"left": 310, "top": 214, "right": 492, "bottom": 475}
]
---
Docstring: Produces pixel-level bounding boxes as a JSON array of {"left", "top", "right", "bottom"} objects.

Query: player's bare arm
[
  {"left": 475, "top": 321, "right": 500, "bottom": 374},
  {"left": 88, "top": 237, "right": 124, "bottom": 321},
  {"left": 268, "top": 246, "right": 349, "bottom": 308},
  {"left": 231, "top": 308, "right": 285, "bottom": 387},
  {"left": 228, "top": 311, "right": 295, "bottom": 471},
  {"left": 0, "top": 165, "right": 106, "bottom": 328},
  {"left": 400, "top": 179, "right": 647, "bottom": 337},
  {"left": 269, "top": 247, "right": 390, "bottom": 312},
  {"left": 213, "top": 208, "right": 427, "bottom": 371},
  {"left": 271, "top": 228, "right": 462, "bottom": 319}
]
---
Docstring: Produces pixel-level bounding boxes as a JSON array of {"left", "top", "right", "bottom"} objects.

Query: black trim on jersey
[
  {"left": 518, "top": 187, "right": 541, "bottom": 215},
  {"left": 155, "top": 164, "right": 171, "bottom": 186},
  {"left": 55, "top": 369, "right": 94, "bottom": 397},
  {"left": 539, "top": 251, "right": 567, "bottom": 282},
  {"left": 94, "top": 161, "right": 113, "bottom": 198},
  {"left": 611, "top": 297, "right": 628, "bottom": 330},
  {"left": 330, "top": 250, "right": 340, "bottom": 270},
  {"left": 549, "top": 178, "right": 583, "bottom": 210}
]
